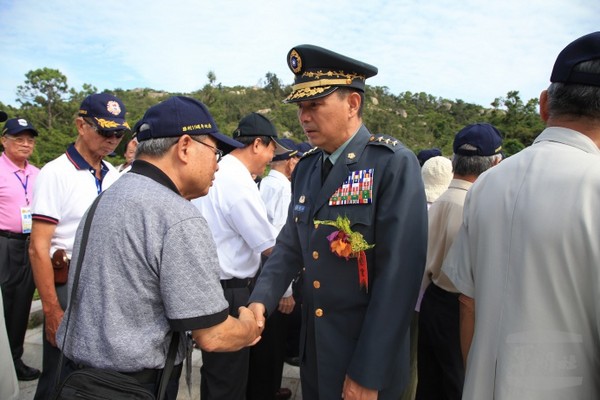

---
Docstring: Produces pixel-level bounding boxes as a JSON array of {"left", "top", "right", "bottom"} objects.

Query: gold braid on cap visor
[{"left": 285, "top": 70, "right": 366, "bottom": 101}]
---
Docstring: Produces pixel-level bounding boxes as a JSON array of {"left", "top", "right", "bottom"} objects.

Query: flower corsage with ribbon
[{"left": 314, "top": 215, "right": 375, "bottom": 292}]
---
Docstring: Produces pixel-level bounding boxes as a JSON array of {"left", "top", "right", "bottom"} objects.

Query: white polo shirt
[
  {"left": 193, "top": 154, "right": 277, "bottom": 280},
  {"left": 443, "top": 127, "right": 600, "bottom": 399},
  {"left": 31, "top": 144, "right": 120, "bottom": 258}
]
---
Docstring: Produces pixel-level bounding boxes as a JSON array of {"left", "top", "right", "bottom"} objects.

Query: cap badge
[
  {"left": 289, "top": 49, "right": 302, "bottom": 74},
  {"left": 106, "top": 101, "right": 122, "bottom": 116},
  {"left": 18, "top": 119, "right": 28, "bottom": 126}
]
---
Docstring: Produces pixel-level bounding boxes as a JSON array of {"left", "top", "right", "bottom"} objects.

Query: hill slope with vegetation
[{"left": 1, "top": 68, "right": 545, "bottom": 167}]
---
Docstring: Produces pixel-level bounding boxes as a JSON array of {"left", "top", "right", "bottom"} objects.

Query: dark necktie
[{"left": 322, "top": 157, "right": 333, "bottom": 184}]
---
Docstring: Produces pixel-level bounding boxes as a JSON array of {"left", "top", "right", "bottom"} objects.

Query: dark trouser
[
  {"left": 0, "top": 235, "right": 35, "bottom": 363},
  {"left": 416, "top": 283, "right": 464, "bottom": 400},
  {"left": 247, "top": 308, "right": 289, "bottom": 400},
  {"left": 201, "top": 283, "right": 251, "bottom": 400},
  {"left": 34, "top": 283, "right": 68, "bottom": 400}
]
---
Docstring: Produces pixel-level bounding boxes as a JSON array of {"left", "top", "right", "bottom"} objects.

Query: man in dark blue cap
[
  {"left": 29, "top": 93, "right": 129, "bottom": 399},
  {"left": 0, "top": 118, "right": 41, "bottom": 382},
  {"left": 53, "top": 96, "right": 260, "bottom": 399},
  {"left": 442, "top": 32, "right": 600, "bottom": 399},
  {"left": 416, "top": 123, "right": 502, "bottom": 400},
  {"left": 249, "top": 44, "right": 428, "bottom": 399}
]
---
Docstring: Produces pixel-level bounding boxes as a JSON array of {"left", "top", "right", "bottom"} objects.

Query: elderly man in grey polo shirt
[{"left": 55, "top": 96, "right": 262, "bottom": 399}]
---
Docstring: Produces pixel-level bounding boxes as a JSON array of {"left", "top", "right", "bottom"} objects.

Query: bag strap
[
  {"left": 56, "top": 193, "right": 179, "bottom": 400},
  {"left": 156, "top": 332, "right": 180, "bottom": 399},
  {"left": 56, "top": 193, "right": 104, "bottom": 389}
]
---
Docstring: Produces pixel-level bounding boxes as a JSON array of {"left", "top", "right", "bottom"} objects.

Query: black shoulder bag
[{"left": 53, "top": 193, "right": 180, "bottom": 400}]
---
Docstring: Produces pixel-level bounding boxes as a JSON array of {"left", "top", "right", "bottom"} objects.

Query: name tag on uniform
[
  {"left": 329, "top": 169, "right": 374, "bottom": 206},
  {"left": 21, "top": 207, "right": 32, "bottom": 234}
]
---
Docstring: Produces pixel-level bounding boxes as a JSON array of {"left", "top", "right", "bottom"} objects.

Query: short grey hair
[
  {"left": 546, "top": 59, "right": 600, "bottom": 120},
  {"left": 135, "top": 134, "right": 208, "bottom": 158},
  {"left": 452, "top": 149, "right": 502, "bottom": 177}
]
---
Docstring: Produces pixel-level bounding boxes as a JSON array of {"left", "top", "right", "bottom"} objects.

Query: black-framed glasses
[
  {"left": 84, "top": 119, "right": 128, "bottom": 139},
  {"left": 190, "top": 136, "right": 224, "bottom": 162}
]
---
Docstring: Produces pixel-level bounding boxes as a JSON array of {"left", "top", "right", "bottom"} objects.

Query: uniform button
[
  {"left": 315, "top": 308, "right": 323, "bottom": 317},
  {"left": 314, "top": 223, "right": 319, "bottom": 229},
  {"left": 302, "top": 267, "right": 306, "bottom": 272},
  {"left": 295, "top": 217, "right": 299, "bottom": 223},
  {"left": 312, "top": 251, "right": 319, "bottom": 260},
  {"left": 313, "top": 280, "right": 321, "bottom": 289}
]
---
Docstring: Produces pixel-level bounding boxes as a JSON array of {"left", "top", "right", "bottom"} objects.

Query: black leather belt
[
  {"left": 0, "top": 230, "right": 30, "bottom": 241},
  {"left": 220, "top": 277, "right": 254, "bottom": 289}
]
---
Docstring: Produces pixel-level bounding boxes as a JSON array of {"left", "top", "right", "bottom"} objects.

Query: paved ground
[{"left": 17, "top": 301, "right": 302, "bottom": 400}]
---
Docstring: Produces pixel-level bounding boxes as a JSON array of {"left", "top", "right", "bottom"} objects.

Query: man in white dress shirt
[{"left": 192, "top": 112, "right": 288, "bottom": 400}]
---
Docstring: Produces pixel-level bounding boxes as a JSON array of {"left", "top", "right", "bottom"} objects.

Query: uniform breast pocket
[{"left": 326, "top": 205, "right": 373, "bottom": 234}]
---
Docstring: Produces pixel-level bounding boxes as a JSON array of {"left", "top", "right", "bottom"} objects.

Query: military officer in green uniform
[{"left": 249, "top": 45, "right": 428, "bottom": 400}]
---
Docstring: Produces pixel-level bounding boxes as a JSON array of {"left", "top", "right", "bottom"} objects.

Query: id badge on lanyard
[{"left": 21, "top": 207, "right": 32, "bottom": 234}]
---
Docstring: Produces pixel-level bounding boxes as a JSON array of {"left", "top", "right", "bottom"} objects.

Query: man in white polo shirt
[
  {"left": 193, "top": 112, "right": 288, "bottom": 400},
  {"left": 29, "top": 93, "right": 129, "bottom": 399}
]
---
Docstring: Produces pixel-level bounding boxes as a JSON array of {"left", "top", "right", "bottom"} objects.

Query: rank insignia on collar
[
  {"left": 347, "top": 152, "right": 356, "bottom": 160},
  {"left": 329, "top": 169, "right": 374, "bottom": 206}
]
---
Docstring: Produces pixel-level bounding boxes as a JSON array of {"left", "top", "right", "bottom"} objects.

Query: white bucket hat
[{"left": 421, "top": 156, "right": 453, "bottom": 204}]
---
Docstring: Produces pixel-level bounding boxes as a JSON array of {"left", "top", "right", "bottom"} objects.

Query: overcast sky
[{"left": 0, "top": 0, "right": 598, "bottom": 108}]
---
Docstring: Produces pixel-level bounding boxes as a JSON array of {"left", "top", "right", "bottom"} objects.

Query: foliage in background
[{"left": 1, "top": 68, "right": 545, "bottom": 168}]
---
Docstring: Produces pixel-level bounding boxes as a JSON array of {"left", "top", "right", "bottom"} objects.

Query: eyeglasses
[
  {"left": 3, "top": 135, "right": 36, "bottom": 145},
  {"left": 85, "top": 120, "right": 127, "bottom": 139},
  {"left": 190, "top": 136, "right": 224, "bottom": 162}
]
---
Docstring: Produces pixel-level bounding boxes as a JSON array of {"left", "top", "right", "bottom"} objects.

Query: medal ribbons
[{"left": 329, "top": 169, "right": 374, "bottom": 206}]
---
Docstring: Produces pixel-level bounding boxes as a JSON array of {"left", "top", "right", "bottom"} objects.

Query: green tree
[{"left": 16, "top": 68, "right": 70, "bottom": 130}]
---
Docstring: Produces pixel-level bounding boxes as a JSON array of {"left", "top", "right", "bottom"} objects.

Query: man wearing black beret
[{"left": 250, "top": 45, "right": 428, "bottom": 399}]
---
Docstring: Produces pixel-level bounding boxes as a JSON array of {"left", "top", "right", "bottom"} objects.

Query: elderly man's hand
[
  {"left": 44, "top": 305, "right": 64, "bottom": 347},
  {"left": 277, "top": 295, "right": 295, "bottom": 314},
  {"left": 238, "top": 306, "right": 262, "bottom": 346},
  {"left": 342, "top": 375, "right": 378, "bottom": 400}
]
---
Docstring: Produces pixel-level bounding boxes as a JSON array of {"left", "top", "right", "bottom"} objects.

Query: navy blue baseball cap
[
  {"left": 135, "top": 96, "right": 243, "bottom": 154},
  {"left": 284, "top": 44, "right": 378, "bottom": 103},
  {"left": 78, "top": 93, "right": 130, "bottom": 131},
  {"left": 296, "top": 142, "right": 313, "bottom": 157},
  {"left": 551, "top": 31, "right": 600, "bottom": 87},
  {"left": 2, "top": 118, "right": 39, "bottom": 136},
  {"left": 453, "top": 123, "right": 503, "bottom": 156},
  {"left": 272, "top": 138, "right": 300, "bottom": 161},
  {"left": 417, "top": 148, "right": 442, "bottom": 166}
]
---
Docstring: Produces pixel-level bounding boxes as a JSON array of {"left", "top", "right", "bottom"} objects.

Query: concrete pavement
[{"left": 17, "top": 301, "right": 302, "bottom": 400}]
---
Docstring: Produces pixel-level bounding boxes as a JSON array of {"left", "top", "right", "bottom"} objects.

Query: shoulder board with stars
[{"left": 368, "top": 134, "right": 403, "bottom": 151}]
